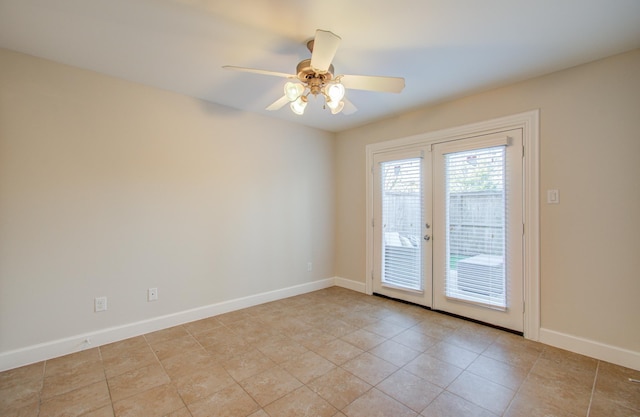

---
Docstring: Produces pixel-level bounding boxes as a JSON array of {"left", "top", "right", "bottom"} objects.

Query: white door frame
[{"left": 365, "top": 110, "right": 540, "bottom": 340}]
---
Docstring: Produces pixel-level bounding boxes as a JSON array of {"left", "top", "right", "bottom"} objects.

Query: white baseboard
[
  {"left": 539, "top": 328, "right": 640, "bottom": 371},
  {"left": 0, "top": 278, "right": 335, "bottom": 372},
  {"left": 5, "top": 282, "right": 638, "bottom": 373},
  {"left": 333, "top": 276, "right": 367, "bottom": 293}
]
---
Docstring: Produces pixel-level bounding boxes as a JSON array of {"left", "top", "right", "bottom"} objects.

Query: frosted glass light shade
[
  {"left": 326, "top": 83, "right": 345, "bottom": 102},
  {"left": 329, "top": 100, "right": 345, "bottom": 114},
  {"left": 326, "top": 98, "right": 340, "bottom": 110},
  {"left": 284, "top": 82, "right": 304, "bottom": 101},
  {"left": 290, "top": 97, "right": 307, "bottom": 115}
]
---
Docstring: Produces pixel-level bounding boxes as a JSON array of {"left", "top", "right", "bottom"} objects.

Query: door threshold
[{"left": 372, "top": 292, "right": 523, "bottom": 336}]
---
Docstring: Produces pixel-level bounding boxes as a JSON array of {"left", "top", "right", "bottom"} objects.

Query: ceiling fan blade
[
  {"left": 342, "top": 98, "right": 358, "bottom": 115},
  {"left": 223, "top": 66, "right": 295, "bottom": 79},
  {"left": 340, "top": 74, "right": 405, "bottom": 93},
  {"left": 310, "top": 30, "right": 341, "bottom": 74},
  {"left": 266, "top": 95, "right": 290, "bottom": 111}
]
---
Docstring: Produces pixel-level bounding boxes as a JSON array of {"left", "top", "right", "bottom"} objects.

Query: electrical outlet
[
  {"left": 148, "top": 287, "right": 158, "bottom": 301},
  {"left": 95, "top": 296, "right": 107, "bottom": 312},
  {"left": 307, "top": 262, "right": 313, "bottom": 272}
]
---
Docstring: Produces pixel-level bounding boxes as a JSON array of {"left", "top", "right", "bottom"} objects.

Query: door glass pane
[
  {"left": 380, "top": 158, "right": 422, "bottom": 291},
  {"left": 445, "top": 146, "right": 506, "bottom": 308}
]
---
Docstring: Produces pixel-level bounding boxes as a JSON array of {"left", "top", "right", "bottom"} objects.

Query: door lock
[{"left": 424, "top": 235, "right": 431, "bottom": 241}]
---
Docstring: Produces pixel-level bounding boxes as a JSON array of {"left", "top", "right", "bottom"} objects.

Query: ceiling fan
[{"left": 223, "top": 29, "right": 405, "bottom": 116}]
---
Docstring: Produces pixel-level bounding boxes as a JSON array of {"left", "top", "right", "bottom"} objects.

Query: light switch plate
[{"left": 547, "top": 189, "right": 559, "bottom": 204}]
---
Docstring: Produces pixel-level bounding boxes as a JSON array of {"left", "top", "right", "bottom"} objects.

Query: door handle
[{"left": 424, "top": 235, "right": 431, "bottom": 241}]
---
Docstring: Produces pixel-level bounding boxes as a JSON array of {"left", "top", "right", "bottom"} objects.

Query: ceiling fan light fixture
[
  {"left": 328, "top": 100, "right": 345, "bottom": 114},
  {"left": 325, "top": 82, "right": 345, "bottom": 102},
  {"left": 290, "top": 96, "right": 307, "bottom": 115},
  {"left": 284, "top": 81, "right": 305, "bottom": 101},
  {"left": 224, "top": 29, "right": 404, "bottom": 117}
]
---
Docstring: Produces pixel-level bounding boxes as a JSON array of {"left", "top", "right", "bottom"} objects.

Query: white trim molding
[
  {"left": 0, "top": 278, "right": 335, "bottom": 372},
  {"left": 365, "top": 110, "right": 540, "bottom": 340},
  {"left": 334, "top": 276, "right": 367, "bottom": 293},
  {"left": 540, "top": 328, "right": 640, "bottom": 371}
]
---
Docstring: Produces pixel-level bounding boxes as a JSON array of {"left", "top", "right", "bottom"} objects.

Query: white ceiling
[{"left": 1, "top": 0, "right": 640, "bottom": 132}]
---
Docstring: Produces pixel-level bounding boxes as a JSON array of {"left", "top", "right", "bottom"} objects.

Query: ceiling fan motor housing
[{"left": 296, "top": 59, "right": 334, "bottom": 95}]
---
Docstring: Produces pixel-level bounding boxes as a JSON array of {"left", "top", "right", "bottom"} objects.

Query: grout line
[
  {"left": 38, "top": 359, "right": 47, "bottom": 409},
  {"left": 586, "top": 360, "right": 600, "bottom": 417},
  {"left": 501, "top": 347, "right": 543, "bottom": 416},
  {"left": 143, "top": 331, "right": 192, "bottom": 416},
  {"left": 97, "top": 344, "right": 117, "bottom": 417}
]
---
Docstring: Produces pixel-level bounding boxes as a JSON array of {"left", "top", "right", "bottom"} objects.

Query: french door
[
  {"left": 372, "top": 148, "right": 433, "bottom": 306},
  {"left": 372, "top": 129, "right": 524, "bottom": 332}
]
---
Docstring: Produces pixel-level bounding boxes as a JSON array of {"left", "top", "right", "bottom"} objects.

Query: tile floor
[{"left": 1, "top": 287, "right": 639, "bottom": 417}]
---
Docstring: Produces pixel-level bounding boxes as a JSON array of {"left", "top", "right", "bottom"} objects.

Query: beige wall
[
  {"left": 2, "top": 44, "right": 639, "bottom": 361},
  {"left": 335, "top": 49, "right": 640, "bottom": 353},
  {"left": 0, "top": 48, "right": 335, "bottom": 353}
]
